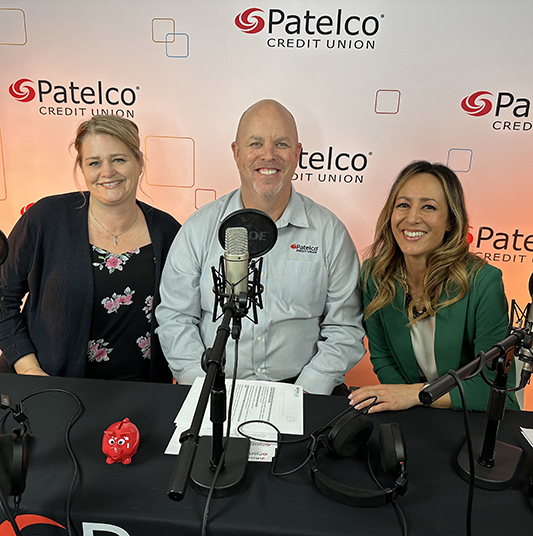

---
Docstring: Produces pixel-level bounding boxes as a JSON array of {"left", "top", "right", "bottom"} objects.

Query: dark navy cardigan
[{"left": 0, "top": 192, "right": 180, "bottom": 382}]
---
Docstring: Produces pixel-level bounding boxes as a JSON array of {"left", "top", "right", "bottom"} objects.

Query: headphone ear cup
[
  {"left": 0, "top": 429, "right": 28, "bottom": 497},
  {"left": 327, "top": 411, "right": 374, "bottom": 457},
  {"left": 379, "top": 422, "right": 406, "bottom": 475},
  {"left": 10, "top": 428, "right": 28, "bottom": 497}
]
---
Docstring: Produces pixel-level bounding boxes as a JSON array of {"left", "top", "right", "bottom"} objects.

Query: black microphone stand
[
  {"left": 168, "top": 259, "right": 264, "bottom": 502},
  {"left": 456, "top": 342, "right": 523, "bottom": 490},
  {"left": 167, "top": 297, "right": 250, "bottom": 501},
  {"left": 420, "top": 329, "right": 529, "bottom": 490}
]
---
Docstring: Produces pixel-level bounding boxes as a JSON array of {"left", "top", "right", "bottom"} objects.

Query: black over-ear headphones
[
  {"left": 310, "top": 411, "right": 407, "bottom": 507},
  {"left": 0, "top": 394, "right": 29, "bottom": 497}
]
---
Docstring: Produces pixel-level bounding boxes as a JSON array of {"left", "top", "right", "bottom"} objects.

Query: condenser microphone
[
  {"left": 224, "top": 227, "right": 249, "bottom": 301},
  {"left": 212, "top": 209, "right": 277, "bottom": 320}
]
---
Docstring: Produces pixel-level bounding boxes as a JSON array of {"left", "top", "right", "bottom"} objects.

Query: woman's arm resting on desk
[
  {"left": 348, "top": 383, "right": 451, "bottom": 413},
  {"left": 13, "top": 353, "right": 49, "bottom": 376}
]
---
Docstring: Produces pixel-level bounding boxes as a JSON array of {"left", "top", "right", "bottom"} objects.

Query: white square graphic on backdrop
[
  {"left": 166, "top": 33, "right": 189, "bottom": 58},
  {"left": 145, "top": 136, "right": 195, "bottom": 188},
  {"left": 447, "top": 149, "right": 473, "bottom": 173},
  {"left": 152, "top": 18, "right": 175, "bottom": 43},
  {"left": 0, "top": 8, "right": 27, "bottom": 45},
  {"left": 195, "top": 189, "right": 216, "bottom": 209},
  {"left": 374, "top": 90, "right": 401, "bottom": 114}
]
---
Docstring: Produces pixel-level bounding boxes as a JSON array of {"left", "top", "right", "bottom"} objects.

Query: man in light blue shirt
[{"left": 156, "top": 99, "right": 365, "bottom": 394}]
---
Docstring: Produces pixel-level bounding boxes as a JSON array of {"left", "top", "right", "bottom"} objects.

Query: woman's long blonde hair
[{"left": 362, "top": 160, "right": 484, "bottom": 323}]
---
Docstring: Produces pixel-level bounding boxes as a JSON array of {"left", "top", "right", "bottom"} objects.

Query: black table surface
[{"left": 1, "top": 373, "right": 532, "bottom": 536}]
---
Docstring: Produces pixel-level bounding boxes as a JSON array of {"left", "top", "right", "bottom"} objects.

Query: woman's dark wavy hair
[{"left": 362, "top": 160, "right": 484, "bottom": 323}]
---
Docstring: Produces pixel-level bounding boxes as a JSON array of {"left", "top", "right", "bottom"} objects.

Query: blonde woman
[{"left": 0, "top": 116, "right": 180, "bottom": 381}]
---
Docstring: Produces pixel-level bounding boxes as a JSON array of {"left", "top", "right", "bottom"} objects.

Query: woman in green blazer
[{"left": 349, "top": 161, "right": 518, "bottom": 412}]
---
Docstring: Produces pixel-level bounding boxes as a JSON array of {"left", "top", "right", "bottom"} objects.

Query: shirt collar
[
  {"left": 219, "top": 186, "right": 310, "bottom": 229},
  {"left": 276, "top": 186, "right": 309, "bottom": 229},
  {"left": 219, "top": 189, "right": 245, "bottom": 223}
]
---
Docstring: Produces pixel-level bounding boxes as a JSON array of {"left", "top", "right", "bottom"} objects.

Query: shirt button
[
  {"left": 257, "top": 336, "right": 262, "bottom": 341},
  {"left": 257, "top": 368, "right": 262, "bottom": 373}
]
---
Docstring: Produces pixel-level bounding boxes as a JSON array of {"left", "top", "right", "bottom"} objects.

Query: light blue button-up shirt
[{"left": 156, "top": 187, "right": 365, "bottom": 394}]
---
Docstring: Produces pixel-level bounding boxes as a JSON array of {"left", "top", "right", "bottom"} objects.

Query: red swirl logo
[
  {"left": 0, "top": 514, "right": 66, "bottom": 535},
  {"left": 467, "top": 226, "right": 474, "bottom": 245},
  {"left": 8, "top": 78, "right": 36, "bottom": 102},
  {"left": 20, "top": 202, "right": 35, "bottom": 215},
  {"left": 235, "top": 8, "right": 265, "bottom": 34},
  {"left": 461, "top": 91, "right": 493, "bottom": 117}
]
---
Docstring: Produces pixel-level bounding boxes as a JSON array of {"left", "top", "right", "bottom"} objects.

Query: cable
[
  {"left": 237, "top": 419, "right": 315, "bottom": 476},
  {"left": 237, "top": 397, "right": 378, "bottom": 477},
  {"left": 447, "top": 370, "right": 473, "bottom": 536},
  {"left": 0, "top": 402, "right": 24, "bottom": 536},
  {"left": 366, "top": 448, "right": 407, "bottom": 536},
  {"left": 4, "top": 389, "right": 84, "bottom": 536},
  {"left": 0, "top": 490, "right": 23, "bottom": 536},
  {"left": 200, "top": 339, "right": 241, "bottom": 536}
]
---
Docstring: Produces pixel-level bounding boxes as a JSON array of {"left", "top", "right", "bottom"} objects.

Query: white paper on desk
[
  {"left": 520, "top": 427, "right": 533, "bottom": 448},
  {"left": 165, "top": 378, "right": 303, "bottom": 461}
]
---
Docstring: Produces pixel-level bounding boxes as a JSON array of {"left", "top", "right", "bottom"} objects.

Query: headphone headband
[{"left": 310, "top": 417, "right": 408, "bottom": 508}]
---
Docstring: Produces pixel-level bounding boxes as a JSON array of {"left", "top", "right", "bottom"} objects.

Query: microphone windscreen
[{"left": 219, "top": 209, "right": 277, "bottom": 258}]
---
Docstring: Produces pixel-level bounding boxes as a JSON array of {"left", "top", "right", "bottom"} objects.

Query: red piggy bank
[{"left": 102, "top": 418, "right": 140, "bottom": 465}]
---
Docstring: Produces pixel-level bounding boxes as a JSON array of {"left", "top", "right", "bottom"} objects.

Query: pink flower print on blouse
[
  {"left": 136, "top": 332, "right": 151, "bottom": 360},
  {"left": 105, "top": 256, "right": 123, "bottom": 271},
  {"left": 92, "top": 246, "right": 141, "bottom": 274},
  {"left": 143, "top": 295, "right": 153, "bottom": 321},
  {"left": 101, "top": 287, "right": 135, "bottom": 314},
  {"left": 87, "top": 339, "right": 113, "bottom": 362}
]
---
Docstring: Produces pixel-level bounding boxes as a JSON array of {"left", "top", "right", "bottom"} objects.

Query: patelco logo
[
  {"left": 291, "top": 243, "right": 319, "bottom": 253},
  {"left": 9, "top": 78, "right": 36, "bottom": 102},
  {"left": 461, "top": 91, "right": 493, "bottom": 116},
  {"left": 235, "top": 8, "right": 265, "bottom": 34},
  {"left": 460, "top": 90, "right": 531, "bottom": 131},
  {"left": 7, "top": 78, "right": 138, "bottom": 106}
]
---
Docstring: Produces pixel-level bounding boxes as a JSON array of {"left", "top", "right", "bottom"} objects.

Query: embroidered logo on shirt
[{"left": 290, "top": 243, "right": 319, "bottom": 254}]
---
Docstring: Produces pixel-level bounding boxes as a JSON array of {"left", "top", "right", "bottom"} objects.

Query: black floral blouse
[{"left": 86, "top": 244, "right": 155, "bottom": 381}]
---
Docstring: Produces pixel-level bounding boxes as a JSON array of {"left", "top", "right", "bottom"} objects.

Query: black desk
[{"left": 1, "top": 374, "right": 532, "bottom": 536}]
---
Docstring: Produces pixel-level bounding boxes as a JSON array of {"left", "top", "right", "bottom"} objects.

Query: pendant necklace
[
  {"left": 90, "top": 207, "right": 139, "bottom": 246},
  {"left": 400, "top": 264, "right": 427, "bottom": 319}
]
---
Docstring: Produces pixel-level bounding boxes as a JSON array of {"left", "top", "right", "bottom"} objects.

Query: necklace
[
  {"left": 90, "top": 207, "right": 139, "bottom": 246},
  {"left": 400, "top": 264, "right": 427, "bottom": 319},
  {"left": 404, "top": 293, "right": 427, "bottom": 319}
]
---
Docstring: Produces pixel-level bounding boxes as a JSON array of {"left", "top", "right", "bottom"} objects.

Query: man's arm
[
  {"left": 155, "top": 224, "right": 208, "bottom": 384},
  {"left": 295, "top": 222, "right": 366, "bottom": 394}
]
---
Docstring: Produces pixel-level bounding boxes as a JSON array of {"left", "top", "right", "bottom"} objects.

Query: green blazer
[{"left": 362, "top": 260, "right": 519, "bottom": 411}]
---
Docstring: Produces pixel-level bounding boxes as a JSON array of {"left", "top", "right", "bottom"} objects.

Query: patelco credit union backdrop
[{"left": 1, "top": 1, "right": 532, "bottom": 406}]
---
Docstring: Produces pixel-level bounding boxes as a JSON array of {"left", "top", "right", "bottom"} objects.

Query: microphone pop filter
[
  {"left": 219, "top": 209, "right": 277, "bottom": 258},
  {"left": 0, "top": 230, "right": 8, "bottom": 267}
]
